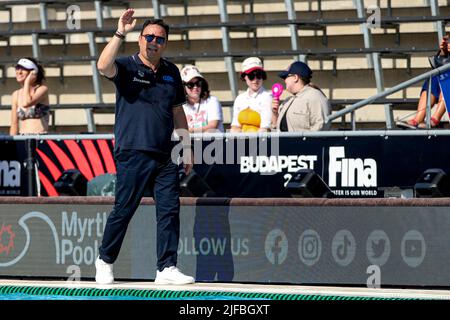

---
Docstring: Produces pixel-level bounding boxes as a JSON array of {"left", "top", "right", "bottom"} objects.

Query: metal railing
[
  {"left": 6, "top": 129, "right": 450, "bottom": 143},
  {"left": 327, "top": 61, "right": 450, "bottom": 130}
]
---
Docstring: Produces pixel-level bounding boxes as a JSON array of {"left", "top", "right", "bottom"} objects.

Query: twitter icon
[
  {"left": 366, "top": 230, "right": 391, "bottom": 266},
  {"left": 371, "top": 239, "right": 386, "bottom": 258}
]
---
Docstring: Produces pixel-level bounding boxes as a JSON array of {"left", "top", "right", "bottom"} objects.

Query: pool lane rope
[{"left": 0, "top": 285, "right": 414, "bottom": 300}]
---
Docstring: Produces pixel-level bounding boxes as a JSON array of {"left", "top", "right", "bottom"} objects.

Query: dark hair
[
  {"left": 299, "top": 75, "right": 311, "bottom": 85},
  {"left": 140, "top": 19, "right": 170, "bottom": 39},
  {"left": 239, "top": 70, "right": 267, "bottom": 81},
  {"left": 308, "top": 82, "right": 327, "bottom": 97},
  {"left": 22, "top": 57, "right": 45, "bottom": 85},
  {"left": 199, "top": 79, "right": 210, "bottom": 100}
]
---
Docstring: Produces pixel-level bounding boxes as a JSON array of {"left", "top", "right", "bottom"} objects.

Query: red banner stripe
[
  {"left": 98, "top": 139, "right": 116, "bottom": 174},
  {"left": 38, "top": 171, "right": 59, "bottom": 196},
  {"left": 36, "top": 149, "right": 62, "bottom": 181},
  {"left": 46, "top": 140, "right": 75, "bottom": 170},
  {"left": 64, "top": 140, "right": 94, "bottom": 180},
  {"left": 82, "top": 140, "right": 105, "bottom": 176}
]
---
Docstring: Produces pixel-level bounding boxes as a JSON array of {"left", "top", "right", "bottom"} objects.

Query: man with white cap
[
  {"left": 230, "top": 57, "right": 272, "bottom": 132},
  {"left": 180, "top": 65, "right": 224, "bottom": 133}
]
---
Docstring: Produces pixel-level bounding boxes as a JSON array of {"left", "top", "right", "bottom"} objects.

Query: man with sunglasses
[
  {"left": 230, "top": 57, "right": 272, "bottom": 132},
  {"left": 95, "top": 9, "right": 194, "bottom": 285}
]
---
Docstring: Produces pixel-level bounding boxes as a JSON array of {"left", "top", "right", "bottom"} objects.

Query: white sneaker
[
  {"left": 95, "top": 256, "right": 114, "bottom": 285},
  {"left": 155, "top": 266, "right": 195, "bottom": 285}
]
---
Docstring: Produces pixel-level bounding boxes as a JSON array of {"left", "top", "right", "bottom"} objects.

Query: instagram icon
[{"left": 299, "top": 229, "right": 321, "bottom": 266}]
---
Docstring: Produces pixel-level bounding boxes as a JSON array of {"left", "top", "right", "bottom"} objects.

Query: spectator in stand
[
  {"left": 396, "top": 35, "right": 449, "bottom": 129},
  {"left": 180, "top": 65, "right": 224, "bottom": 133},
  {"left": 230, "top": 57, "right": 272, "bottom": 132},
  {"left": 396, "top": 80, "right": 446, "bottom": 129},
  {"left": 272, "top": 61, "right": 330, "bottom": 132},
  {"left": 10, "top": 57, "right": 50, "bottom": 135}
]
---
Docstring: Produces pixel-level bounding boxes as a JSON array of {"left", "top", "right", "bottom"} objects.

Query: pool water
[
  {"left": 0, "top": 293, "right": 152, "bottom": 300},
  {"left": 0, "top": 286, "right": 406, "bottom": 300},
  {"left": 0, "top": 292, "right": 268, "bottom": 300}
]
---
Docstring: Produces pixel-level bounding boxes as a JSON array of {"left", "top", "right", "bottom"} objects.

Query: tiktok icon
[{"left": 332, "top": 230, "right": 356, "bottom": 266}]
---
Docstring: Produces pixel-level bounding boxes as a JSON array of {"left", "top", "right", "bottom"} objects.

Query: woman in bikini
[{"left": 10, "top": 57, "right": 50, "bottom": 135}]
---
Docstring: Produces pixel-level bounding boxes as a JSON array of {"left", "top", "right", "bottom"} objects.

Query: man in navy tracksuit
[{"left": 95, "top": 9, "right": 194, "bottom": 285}]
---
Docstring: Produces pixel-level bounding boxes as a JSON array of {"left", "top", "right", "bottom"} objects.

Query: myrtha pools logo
[{"left": 0, "top": 211, "right": 106, "bottom": 267}]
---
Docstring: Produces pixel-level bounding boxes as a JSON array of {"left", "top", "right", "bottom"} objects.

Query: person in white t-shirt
[
  {"left": 230, "top": 57, "right": 272, "bottom": 132},
  {"left": 180, "top": 65, "right": 224, "bottom": 133}
]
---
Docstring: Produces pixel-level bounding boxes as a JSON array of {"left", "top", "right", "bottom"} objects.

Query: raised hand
[
  {"left": 25, "top": 70, "right": 37, "bottom": 86},
  {"left": 272, "top": 98, "right": 280, "bottom": 114},
  {"left": 117, "top": 8, "right": 137, "bottom": 35}
]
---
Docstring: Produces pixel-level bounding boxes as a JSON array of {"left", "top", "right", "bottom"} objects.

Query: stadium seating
[{"left": 0, "top": 0, "right": 448, "bottom": 133}]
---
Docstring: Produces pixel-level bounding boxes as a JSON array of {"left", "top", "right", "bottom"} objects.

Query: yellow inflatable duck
[{"left": 237, "top": 107, "right": 261, "bottom": 132}]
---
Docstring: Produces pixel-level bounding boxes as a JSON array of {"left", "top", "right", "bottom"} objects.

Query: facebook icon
[{"left": 265, "top": 229, "right": 288, "bottom": 265}]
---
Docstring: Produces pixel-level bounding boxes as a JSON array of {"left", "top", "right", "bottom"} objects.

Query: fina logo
[
  {"left": 328, "top": 147, "right": 377, "bottom": 187},
  {"left": 0, "top": 160, "right": 20, "bottom": 187},
  {"left": 264, "top": 229, "right": 288, "bottom": 265}
]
